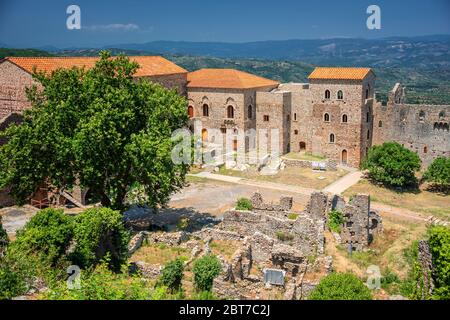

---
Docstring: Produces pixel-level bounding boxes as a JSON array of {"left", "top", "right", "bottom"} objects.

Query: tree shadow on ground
[{"left": 123, "top": 206, "right": 221, "bottom": 233}]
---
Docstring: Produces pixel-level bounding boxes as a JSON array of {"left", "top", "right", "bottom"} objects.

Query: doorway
[{"left": 342, "top": 149, "right": 348, "bottom": 165}]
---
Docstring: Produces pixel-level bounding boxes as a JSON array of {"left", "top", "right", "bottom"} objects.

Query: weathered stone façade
[{"left": 0, "top": 57, "right": 449, "bottom": 170}]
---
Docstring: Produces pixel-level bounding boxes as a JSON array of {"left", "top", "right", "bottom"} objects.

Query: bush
[
  {"left": 328, "top": 210, "right": 345, "bottom": 233},
  {"left": 287, "top": 213, "right": 299, "bottom": 220},
  {"left": 235, "top": 198, "right": 253, "bottom": 211},
  {"left": 70, "top": 208, "right": 130, "bottom": 271},
  {"left": 192, "top": 254, "right": 222, "bottom": 292},
  {"left": 45, "top": 263, "right": 150, "bottom": 300},
  {"left": 160, "top": 258, "right": 184, "bottom": 292},
  {"left": 309, "top": 273, "right": 372, "bottom": 300},
  {"left": 0, "top": 262, "right": 28, "bottom": 300},
  {"left": 12, "top": 208, "right": 73, "bottom": 266},
  {"left": 428, "top": 226, "right": 450, "bottom": 300},
  {"left": 423, "top": 156, "right": 450, "bottom": 191},
  {"left": 362, "top": 142, "right": 421, "bottom": 188},
  {"left": 0, "top": 216, "right": 8, "bottom": 256},
  {"left": 276, "top": 231, "right": 294, "bottom": 242}
]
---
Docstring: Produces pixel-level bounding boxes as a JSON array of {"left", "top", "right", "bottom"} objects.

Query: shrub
[
  {"left": 276, "top": 231, "right": 294, "bottom": 242},
  {"left": 235, "top": 198, "right": 253, "bottom": 211},
  {"left": 192, "top": 254, "right": 222, "bottom": 292},
  {"left": 12, "top": 208, "right": 73, "bottom": 266},
  {"left": 176, "top": 217, "right": 190, "bottom": 231},
  {"left": 160, "top": 258, "right": 184, "bottom": 292},
  {"left": 362, "top": 142, "right": 421, "bottom": 188},
  {"left": 70, "top": 208, "right": 130, "bottom": 271},
  {"left": 0, "top": 262, "right": 28, "bottom": 300},
  {"left": 328, "top": 210, "right": 345, "bottom": 233},
  {"left": 287, "top": 213, "right": 299, "bottom": 220},
  {"left": 0, "top": 216, "right": 8, "bottom": 256},
  {"left": 428, "top": 226, "right": 450, "bottom": 300},
  {"left": 423, "top": 156, "right": 450, "bottom": 191},
  {"left": 45, "top": 263, "right": 150, "bottom": 300},
  {"left": 308, "top": 273, "right": 372, "bottom": 300}
]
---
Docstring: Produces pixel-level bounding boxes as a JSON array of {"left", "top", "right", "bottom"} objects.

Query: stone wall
[
  {"left": 373, "top": 84, "right": 450, "bottom": 166},
  {"left": 281, "top": 157, "right": 337, "bottom": 171},
  {"left": 0, "top": 61, "right": 36, "bottom": 119},
  {"left": 145, "top": 73, "right": 187, "bottom": 96}
]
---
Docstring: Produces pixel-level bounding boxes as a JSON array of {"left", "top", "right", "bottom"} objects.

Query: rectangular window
[
  {"left": 220, "top": 128, "right": 226, "bottom": 134},
  {"left": 263, "top": 115, "right": 270, "bottom": 122},
  {"left": 294, "top": 113, "right": 297, "bottom": 121}
]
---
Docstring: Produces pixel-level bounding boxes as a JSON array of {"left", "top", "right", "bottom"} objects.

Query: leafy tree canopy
[
  {"left": 309, "top": 273, "right": 372, "bottom": 300},
  {"left": 423, "top": 156, "right": 450, "bottom": 191},
  {"left": 362, "top": 142, "right": 421, "bottom": 188},
  {"left": 0, "top": 51, "right": 190, "bottom": 210}
]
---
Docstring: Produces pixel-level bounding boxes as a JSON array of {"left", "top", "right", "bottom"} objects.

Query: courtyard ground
[{"left": 216, "top": 166, "right": 348, "bottom": 190}]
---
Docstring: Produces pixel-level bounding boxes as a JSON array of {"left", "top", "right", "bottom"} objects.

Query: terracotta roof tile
[
  {"left": 187, "top": 69, "right": 279, "bottom": 89},
  {"left": 3, "top": 56, "right": 187, "bottom": 77},
  {"left": 308, "top": 67, "right": 373, "bottom": 80}
]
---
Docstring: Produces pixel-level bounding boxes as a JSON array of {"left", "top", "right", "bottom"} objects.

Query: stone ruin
[
  {"left": 125, "top": 191, "right": 382, "bottom": 300},
  {"left": 330, "top": 194, "right": 383, "bottom": 251}
]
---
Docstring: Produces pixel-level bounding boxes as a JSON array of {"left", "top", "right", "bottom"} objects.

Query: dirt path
[{"left": 322, "top": 171, "right": 363, "bottom": 194}]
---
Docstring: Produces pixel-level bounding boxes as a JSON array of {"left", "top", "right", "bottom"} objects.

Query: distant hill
[
  {"left": 0, "top": 48, "right": 54, "bottom": 59},
  {"left": 102, "top": 35, "right": 450, "bottom": 70}
]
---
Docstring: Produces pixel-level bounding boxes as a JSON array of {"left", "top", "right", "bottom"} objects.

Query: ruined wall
[{"left": 373, "top": 84, "right": 450, "bottom": 166}]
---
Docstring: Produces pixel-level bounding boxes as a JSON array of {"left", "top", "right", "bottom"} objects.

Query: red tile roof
[
  {"left": 308, "top": 67, "right": 373, "bottom": 80},
  {"left": 187, "top": 69, "right": 279, "bottom": 89},
  {"left": 2, "top": 56, "right": 187, "bottom": 77}
]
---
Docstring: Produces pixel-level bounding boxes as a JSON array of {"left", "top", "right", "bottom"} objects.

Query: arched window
[
  {"left": 337, "top": 90, "right": 344, "bottom": 100},
  {"left": 329, "top": 133, "right": 335, "bottom": 143},
  {"left": 424, "top": 146, "right": 428, "bottom": 154},
  {"left": 379, "top": 120, "right": 383, "bottom": 128},
  {"left": 201, "top": 128, "right": 208, "bottom": 142},
  {"left": 342, "top": 114, "right": 348, "bottom": 123},
  {"left": 434, "top": 122, "right": 439, "bottom": 130},
  {"left": 188, "top": 106, "right": 194, "bottom": 118},
  {"left": 202, "top": 104, "right": 209, "bottom": 117},
  {"left": 325, "top": 90, "right": 331, "bottom": 100},
  {"left": 324, "top": 113, "right": 330, "bottom": 122},
  {"left": 294, "top": 130, "right": 299, "bottom": 135},
  {"left": 367, "top": 130, "right": 370, "bottom": 140},
  {"left": 248, "top": 105, "right": 252, "bottom": 119},
  {"left": 445, "top": 123, "right": 450, "bottom": 131},
  {"left": 419, "top": 111, "right": 425, "bottom": 121},
  {"left": 439, "top": 111, "right": 445, "bottom": 119},
  {"left": 227, "top": 105, "right": 234, "bottom": 119}
]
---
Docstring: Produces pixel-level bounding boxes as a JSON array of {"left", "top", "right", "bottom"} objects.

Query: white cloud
[{"left": 82, "top": 23, "right": 140, "bottom": 32}]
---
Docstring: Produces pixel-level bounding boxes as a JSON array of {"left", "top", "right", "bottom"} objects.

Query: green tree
[
  {"left": 423, "top": 156, "right": 450, "bottom": 191},
  {"left": 192, "top": 254, "right": 222, "bottom": 292},
  {"left": 362, "top": 142, "right": 421, "bottom": 188},
  {"left": 160, "top": 258, "right": 185, "bottom": 292},
  {"left": 11, "top": 208, "right": 73, "bottom": 266},
  {"left": 0, "top": 51, "right": 190, "bottom": 211},
  {"left": 428, "top": 226, "right": 450, "bottom": 300},
  {"left": 70, "top": 207, "right": 130, "bottom": 271},
  {"left": 0, "top": 216, "right": 8, "bottom": 256},
  {"left": 309, "top": 273, "right": 372, "bottom": 300},
  {"left": 328, "top": 210, "right": 345, "bottom": 233}
]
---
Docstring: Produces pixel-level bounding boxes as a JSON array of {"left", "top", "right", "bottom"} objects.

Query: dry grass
[
  {"left": 210, "top": 239, "right": 241, "bottom": 262},
  {"left": 130, "top": 243, "right": 190, "bottom": 266},
  {"left": 344, "top": 179, "right": 450, "bottom": 219},
  {"left": 283, "top": 152, "right": 326, "bottom": 161},
  {"left": 219, "top": 166, "right": 348, "bottom": 190}
]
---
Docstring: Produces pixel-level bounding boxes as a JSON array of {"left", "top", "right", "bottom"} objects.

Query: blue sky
[{"left": 0, "top": 0, "right": 449, "bottom": 47}]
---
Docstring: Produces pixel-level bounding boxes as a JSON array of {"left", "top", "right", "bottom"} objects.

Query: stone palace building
[{"left": 1, "top": 56, "right": 449, "bottom": 170}]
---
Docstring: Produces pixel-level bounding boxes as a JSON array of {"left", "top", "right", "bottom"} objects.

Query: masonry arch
[
  {"left": 325, "top": 90, "right": 331, "bottom": 100},
  {"left": 342, "top": 114, "right": 348, "bottom": 123},
  {"left": 341, "top": 149, "right": 348, "bottom": 165},
  {"left": 337, "top": 90, "right": 344, "bottom": 100},
  {"left": 299, "top": 141, "right": 306, "bottom": 151},
  {"left": 201, "top": 128, "right": 208, "bottom": 142},
  {"left": 187, "top": 106, "right": 194, "bottom": 118},
  {"left": 329, "top": 133, "right": 335, "bottom": 143},
  {"left": 324, "top": 113, "right": 330, "bottom": 122},
  {"left": 202, "top": 104, "right": 209, "bottom": 117},
  {"left": 227, "top": 105, "right": 235, "bottom": 119}
]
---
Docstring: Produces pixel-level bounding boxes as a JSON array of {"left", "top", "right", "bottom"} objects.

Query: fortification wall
[{"left": 373, "top": 84, "right": 450, "bottom": 166}]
